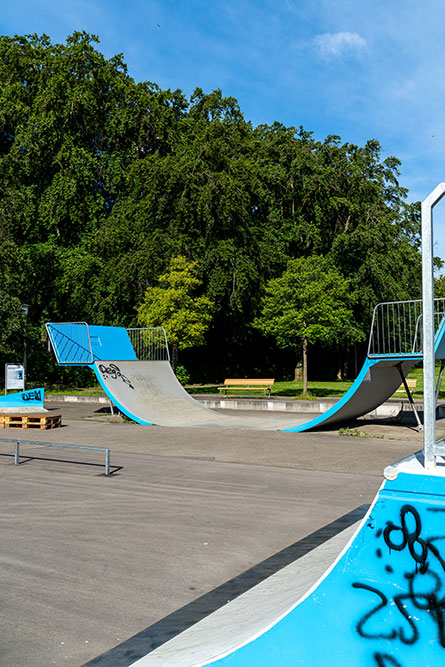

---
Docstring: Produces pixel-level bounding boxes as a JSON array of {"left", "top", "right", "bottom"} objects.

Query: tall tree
[
  {"left": 254, "top": 256, "right": 364, "bottom": 393},
  {"left": 0, "top": 31, "right": 425, "bottom": 384},
  {"left": 136, "top": 256, "right": 214, "bottom": 369}
]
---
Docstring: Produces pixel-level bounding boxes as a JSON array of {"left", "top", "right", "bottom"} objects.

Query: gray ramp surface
[
  {"left": 94, "top": 359, "right": 418, "bottom": 430},
  {"left": 285, "top": 357, "right": 417, "bottom": 432},
  {"left": 129, "top": 520, "right": 361, "bottom": 666},
  {"left": 94, "top": 361, "right": 306, "bottom": 429}
]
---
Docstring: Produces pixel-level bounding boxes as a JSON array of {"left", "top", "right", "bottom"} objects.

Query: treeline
[{"left": 0, "top": 31, "right": 422, "bottom": 385}]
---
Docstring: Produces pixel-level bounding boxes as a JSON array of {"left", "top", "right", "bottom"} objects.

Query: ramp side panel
[
  {"left": 205, "top": 473, "right": 445, "bottom": 666},
  {"left": 283, "top": 357, "right": 417, "bottom": 432},
  {"left": 47, "top": 323, "right": 136, "bottom": 364},
  {"left": 88, "top": 325, "right": 137, "bottom": 361},
  {"left": 93, "top": 362, "right": 153, "bottom": 424},
  {"left": 0, "top": 388, "right": 45, "bottom": 409}
]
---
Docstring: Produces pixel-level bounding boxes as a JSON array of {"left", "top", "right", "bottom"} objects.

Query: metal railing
[
  {"left": 46, "top": 322, "right": 94, "bottom": 365},
  {"left": 126, "top": 327, "right": 170, "bottom": 362},
  {"left": 367, "top": 299, "right": 445, "bottom": 357},
  {"left": 0, "top": 438, "right": 113, "bottom": 475}
]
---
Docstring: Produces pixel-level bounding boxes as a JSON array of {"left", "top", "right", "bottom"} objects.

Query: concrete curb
[
  {"left": 46, "top": 394, "right": 111, "bottom": 404},
  {"left": 45, "top": 393, "right": 445, "bottom": 420}
]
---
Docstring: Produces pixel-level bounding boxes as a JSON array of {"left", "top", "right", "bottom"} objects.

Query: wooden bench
[
  {"left": 218, "top": 379, "right": 275, "bottom": 398},
  {"left": 395, "top": 379, "right": 417, "bottom": 394}
]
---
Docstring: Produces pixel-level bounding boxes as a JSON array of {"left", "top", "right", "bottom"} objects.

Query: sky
[{"left": 2, "top": 0, "right": 445, "bottom": 261}]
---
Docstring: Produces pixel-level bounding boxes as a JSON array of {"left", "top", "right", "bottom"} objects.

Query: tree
[
  {"left": 0, "top": 291, "right": 25, "bottom": 370},
  {"left": 0, "top": 32, "right": 426, "bottom": 385},
  {"left": 254, "top": 256, "right": 364, "bottom": 394},
  {"left": 136, "top": 256, "right": 214, "bottom": 369}
]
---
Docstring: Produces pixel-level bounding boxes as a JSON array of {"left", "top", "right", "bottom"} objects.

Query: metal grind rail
[{"left": 0, "top": 438, "right": 114, "bottom": 475}]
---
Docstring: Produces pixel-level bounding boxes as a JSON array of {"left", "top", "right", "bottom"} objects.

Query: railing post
[{"left": 14, "top": 441, "right": 19, "bottom": 465}]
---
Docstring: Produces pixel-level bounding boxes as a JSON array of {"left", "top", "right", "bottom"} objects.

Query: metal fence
[
  {"left": 367, "top": 299, "right": 445, "bottom": 357},
  {"left": 126, "top": 327, "right": 170, "bottom": 362},
  {"left": 46, "top": 322, "right": 94, "bottom": 365}
]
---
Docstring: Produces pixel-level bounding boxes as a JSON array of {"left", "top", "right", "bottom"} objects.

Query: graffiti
[
  {"left": 374, "top": 653, "right": 402, "bottom": 667},
  {"left": 21, "top": 390, "right": 42, "bottom": 402},
  {"left": 353, "top": 503, "right": 445, "bottom": 660},
  {"left": 98, "top": 363, "right": 134, "bottom": 390}
]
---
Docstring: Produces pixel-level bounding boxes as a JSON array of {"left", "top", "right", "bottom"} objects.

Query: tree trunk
[
  {"left": 337, "top": 353, "right": 342, "bottom": 380},
  {"left": 303, "top": 337, "right": 308, "bottom": 396},
  {"left": 294, "top": 358, "right": 303, "bottom": 381},
  {"left": 171, "top": 341, "right": 178, "bottom": 372}
]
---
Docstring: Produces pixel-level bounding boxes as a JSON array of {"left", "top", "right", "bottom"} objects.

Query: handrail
[
  {"left": 126, "top": 327, "right": 170, "bottom": 362},
  {"left": 367, "top": 299, "right": 445, "bottom": 357}
]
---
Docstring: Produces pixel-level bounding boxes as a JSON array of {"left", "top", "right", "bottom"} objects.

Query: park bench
[
  {"left": 394, "top": 378, "right": 417, "bottom": 394},
  {"left": 218, "top": 379, "right": 275, "bottom": 398}
]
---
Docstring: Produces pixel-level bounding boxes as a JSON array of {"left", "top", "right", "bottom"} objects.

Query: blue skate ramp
[{"left": 128, "top": 454, "right": 445, "bottom": 666}]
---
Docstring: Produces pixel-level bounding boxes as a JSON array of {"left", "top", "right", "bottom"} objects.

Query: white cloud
[{"left": 313, "top": 31, "right": 367, "bottom": 59}]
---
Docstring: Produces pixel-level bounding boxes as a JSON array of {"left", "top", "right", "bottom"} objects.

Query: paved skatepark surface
[{"left": 0, "top": 401, "right": 440, "bottom": 666}]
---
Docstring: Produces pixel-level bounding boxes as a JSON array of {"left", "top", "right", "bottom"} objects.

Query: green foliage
[
  {"left": 175, "top": 364, "right": 191, "bottom": 386},
  {"left": 255, "top": 256, "right": 363, "bottom": 349},
  {"left": 0, "top": 291, "right": 24, "bottom": 368},
  {"left": 136, "top": 256, "right": 214, "bottom": 351},
  {"left": 0, "top": 32, "right": 425, "bottom": 384}
]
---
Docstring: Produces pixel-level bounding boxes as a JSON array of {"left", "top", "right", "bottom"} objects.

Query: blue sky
[{"left": 2, "top": 0, "right": 445, "bottom": 261}]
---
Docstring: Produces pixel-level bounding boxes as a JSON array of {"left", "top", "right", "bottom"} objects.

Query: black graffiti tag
[
  {"left": 353, "top": 504, "right": 445, "bottom": 655},
  {"left": 98, "top": 363, "right": 134, "bottom": 390},
  {"left": 374, "top": 653, "right": 402, "bottom": 667},
  {"left": 21, "top": 390, "right": 42, "bottom": 402}
]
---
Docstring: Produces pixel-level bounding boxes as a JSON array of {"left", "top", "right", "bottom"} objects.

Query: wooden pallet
[{"left": 0, "top": 414, "right": 62, "bottom": 430}]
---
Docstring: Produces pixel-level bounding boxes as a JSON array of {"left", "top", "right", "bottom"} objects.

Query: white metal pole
[{"left": 422, "top": 183, "right": 445, "bottom": 469}]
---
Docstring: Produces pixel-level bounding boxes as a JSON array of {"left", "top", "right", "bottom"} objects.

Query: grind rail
[{"left": 0, "top": 438, "right": 113, "bottom": 475}]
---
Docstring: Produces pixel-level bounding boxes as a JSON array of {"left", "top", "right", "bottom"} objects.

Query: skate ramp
[
  {"left": 129, "top": 453, "right": 445, "bottom": 666},
  {"left": 93, "top": 360, "right": 306, "bottom": 429},
  {"left": 93, "top": 357, "right": 418, "bottom": 431},
  {"left": 46, "top": 319, "right": 441, "bottom": 431}
]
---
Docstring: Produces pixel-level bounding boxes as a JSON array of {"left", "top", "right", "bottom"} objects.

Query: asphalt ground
[{"left": 0, "top": 401, "right": 438, "bottom": 666}]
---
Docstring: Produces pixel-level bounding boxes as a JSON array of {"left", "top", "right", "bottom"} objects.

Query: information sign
[{"left": 5, "top": 364, "right": 25, "bottom": 392}]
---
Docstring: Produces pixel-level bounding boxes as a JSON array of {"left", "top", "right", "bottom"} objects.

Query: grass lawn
[
  {"left": 186, "top": 380, "right": 352, "bottom": 399},
  {"left": 188, "top": 363, "right": 445, "bottom": 400}
]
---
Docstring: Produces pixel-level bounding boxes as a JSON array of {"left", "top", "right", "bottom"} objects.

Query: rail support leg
[
  {"left": 436, "top": 360, "right": 445, "bottom": 404},
  {"left": 14, "top": 441, "right": 20, "bottom": 465},
  {"left": 396, "top": 364, "right": 423, "bottom": 432}
]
